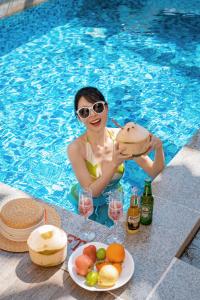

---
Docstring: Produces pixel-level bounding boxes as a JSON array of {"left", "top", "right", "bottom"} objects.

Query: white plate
[{"left": 68, "top": 242, "right": 135, "bottom": 291}]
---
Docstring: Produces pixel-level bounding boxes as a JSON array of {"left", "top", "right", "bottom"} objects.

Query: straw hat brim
[{"left": 0, "top": 202, "right": 61, "bottom": 253}]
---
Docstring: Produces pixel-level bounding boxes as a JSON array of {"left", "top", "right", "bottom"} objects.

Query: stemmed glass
[
  {"left": 107, "top": 189, "right": 124, "bottom": 244},
  {"left": 78, "top": 188, "right": 96, "bottom": 242}
]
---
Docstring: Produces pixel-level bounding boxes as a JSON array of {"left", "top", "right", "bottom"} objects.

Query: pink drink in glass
[
  {"left": 108, "top": 200, "right": 123, "bottom": 221},
  {"left": 79, "top": 198, "right": 93, "bottom": 218}
]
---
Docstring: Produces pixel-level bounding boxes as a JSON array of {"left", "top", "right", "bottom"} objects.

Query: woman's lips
[{"left": 90, "top": 118, "right": 101, "bottom": 126}]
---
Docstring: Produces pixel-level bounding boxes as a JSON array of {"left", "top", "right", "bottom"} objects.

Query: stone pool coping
[{"left": 0, "top": 130, "right": 200, "bottom": 299}]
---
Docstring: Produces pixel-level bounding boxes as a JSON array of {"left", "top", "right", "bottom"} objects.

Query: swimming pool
[{"left": 0, "top": 0, "right": 200, "bottom": 214}]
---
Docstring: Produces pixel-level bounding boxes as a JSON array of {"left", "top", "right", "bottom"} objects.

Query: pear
[{"left": 98, "top": 265, "right": 119, "bottom": 287}]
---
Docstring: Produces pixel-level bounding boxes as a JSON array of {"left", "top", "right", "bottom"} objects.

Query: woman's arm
[
  {"left": 133, "top": 135, "right": 165, "bottom": 178},
  {"left": 88, "top": 161, "right": 118, "bottom": 197},
  {"left": 67, "top": 141, "right": 129, "bottom": 197}
]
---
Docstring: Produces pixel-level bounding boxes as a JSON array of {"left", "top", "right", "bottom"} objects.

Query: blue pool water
[{"left": 0, "top": 0, "right": 200, "bottom": 214}]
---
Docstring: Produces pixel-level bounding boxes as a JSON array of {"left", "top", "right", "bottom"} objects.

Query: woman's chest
[{"left": 86, "top": 140, "right": 114, "bottom": 164}]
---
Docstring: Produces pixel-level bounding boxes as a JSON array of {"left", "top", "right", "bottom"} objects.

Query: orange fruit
[
  {"left": 106, "top": 243, "right": 125, "bottom": 263},
  {"left": 112, "top": 263, "right": 122, "bottom": 275}
]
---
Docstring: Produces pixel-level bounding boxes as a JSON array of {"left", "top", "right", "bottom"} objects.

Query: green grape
[
  {"left": 86, "top": 271, "right": 99, "bottom": 286},
  {"left": 96, "top": 248, "right": 106, "bottom": 260}
]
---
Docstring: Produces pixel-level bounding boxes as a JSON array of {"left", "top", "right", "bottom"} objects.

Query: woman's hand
[
  {"left": 133, "top": 134, "right": 165, "bottom": 178},
  {"left": 146, "top": 134, "right": 163, "bottom": 154},
  {"left": 96, "top": 142, "right": 131, "bottom": 169},
  {"left": 112, "top": 142, "right": 131, "bottom": 167}
]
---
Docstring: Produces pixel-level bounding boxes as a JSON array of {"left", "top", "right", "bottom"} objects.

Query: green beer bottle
[{"left": 140, "top": 179, "right": 154, "bottom": 225}]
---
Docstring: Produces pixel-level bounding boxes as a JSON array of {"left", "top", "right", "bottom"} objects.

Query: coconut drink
[
  {"left": 116, "top": 122, "right": 151, "bottom": 157},
  {"left": 27, "top": 224, "right": 67, "bottom": 267}
]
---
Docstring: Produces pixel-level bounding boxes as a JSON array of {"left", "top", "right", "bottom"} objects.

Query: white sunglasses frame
[{"left": 76, "top": 101, "right": 106, "bottom": 119}]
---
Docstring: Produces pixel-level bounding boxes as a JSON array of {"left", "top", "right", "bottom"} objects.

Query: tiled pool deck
[{"left": 0, "top": 130, "right": 200, "bottom": 299}]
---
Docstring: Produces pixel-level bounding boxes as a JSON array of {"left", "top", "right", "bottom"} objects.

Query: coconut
[
  {"left": 116, "top": 122, "right": 151, "bottom": 157},
  {"left": 27, "top": 224, "right": 67, "bottom": 267}
]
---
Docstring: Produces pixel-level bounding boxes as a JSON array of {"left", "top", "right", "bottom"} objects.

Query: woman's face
[{"left": 77, "top": 96, "right": 108, "bottom": 132}]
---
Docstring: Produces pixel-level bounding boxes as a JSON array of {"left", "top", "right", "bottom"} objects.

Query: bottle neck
[
  {"left": 130, "top": 196, "right": 138, "bottom": 207},
  {"left": 143, "top": 184, "right": 152, "bottom": 196}
]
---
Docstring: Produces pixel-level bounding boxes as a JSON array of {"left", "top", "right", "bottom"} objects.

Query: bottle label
[
  {"left": 127, "top": 215, "right": 140, "bottom": 230},
  {"left": 141, "top": 207, "right": 150, "bottom": 218},
  {"left": 141, "top": 206, "right": 152, "bottom": 219}
]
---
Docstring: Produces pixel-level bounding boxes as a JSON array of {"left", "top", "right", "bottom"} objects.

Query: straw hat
[{"left": 0, "top": 198, "right": 61, "bottom": 253}]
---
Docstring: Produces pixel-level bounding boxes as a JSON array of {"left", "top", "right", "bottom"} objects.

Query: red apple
[{"left": 83, "top": 245, "right": 97, "bottom": 263}]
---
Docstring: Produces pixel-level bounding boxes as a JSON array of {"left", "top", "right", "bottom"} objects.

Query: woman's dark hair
[{"left": 74, "top": 87, "right": 107, "bottom": 115}]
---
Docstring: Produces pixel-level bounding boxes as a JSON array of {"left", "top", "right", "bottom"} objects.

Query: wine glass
[
  {"left": 107, "top": 189, "right": 124, "bottom": 244},
  {"left": 78, "top": 188, "right": 96, "bottom": 241}
]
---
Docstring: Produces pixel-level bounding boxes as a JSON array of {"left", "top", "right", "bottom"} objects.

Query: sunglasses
[{"left": 76, "top": 101, "right": 106, "bottom": 119}]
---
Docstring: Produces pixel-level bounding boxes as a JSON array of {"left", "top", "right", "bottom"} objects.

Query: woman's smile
[{"left": 89, "top": 118, "right": 102, "bottom": 127}]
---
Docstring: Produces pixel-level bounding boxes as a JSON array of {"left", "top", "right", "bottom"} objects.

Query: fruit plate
[{"left": 68, "top": 242, "right": 135, "bottom": 291}]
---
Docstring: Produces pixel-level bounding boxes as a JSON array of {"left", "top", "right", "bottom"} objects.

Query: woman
[{"left": 67, "top": 87, "right": 165, "bottom": 226}]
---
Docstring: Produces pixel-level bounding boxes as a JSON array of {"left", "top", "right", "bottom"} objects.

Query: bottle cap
[{"left": 145, "top": 178, "right": 152, "bottom": 184}]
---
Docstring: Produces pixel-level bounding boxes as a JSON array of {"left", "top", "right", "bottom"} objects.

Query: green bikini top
[{"left": 85, "top": 128, "right": 124, "bottom": 181}]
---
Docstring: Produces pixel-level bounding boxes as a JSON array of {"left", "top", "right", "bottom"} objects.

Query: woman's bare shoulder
[{"left": 67, "top": 135, "right": 85, "bottom": 157}]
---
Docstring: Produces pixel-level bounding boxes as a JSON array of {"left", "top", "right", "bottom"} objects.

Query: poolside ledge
[{"left": 0, "top": 130, "right": 200, "bottom": 299}]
